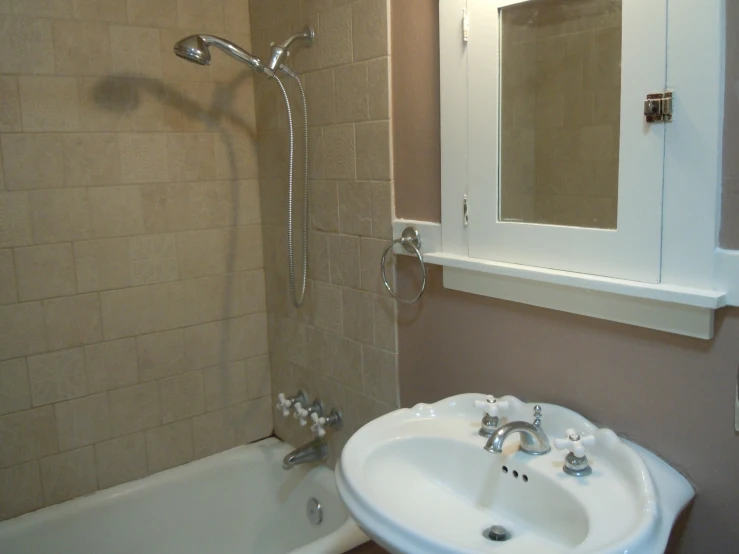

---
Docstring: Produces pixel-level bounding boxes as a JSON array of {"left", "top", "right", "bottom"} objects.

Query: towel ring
[{"left": 380, "top": 226, "right": 427, "bottom": 304}]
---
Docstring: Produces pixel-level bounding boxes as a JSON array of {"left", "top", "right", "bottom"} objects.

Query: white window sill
[{"left": 393, "top": 220, "right": 731, "bottom": 339}]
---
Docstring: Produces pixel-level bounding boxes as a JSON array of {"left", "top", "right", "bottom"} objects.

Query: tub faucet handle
[
  {"left": 276, "top": 390, "right": 308, "bottom": 417},
  {"left": 293, "top": 403, "right": 309, "bottom": 426},
  {"left": 474, "top": 395, "right": 509, "bottom": 438},
  {"left": 310, "top": 408, "right": 343, "bottom": 438}
]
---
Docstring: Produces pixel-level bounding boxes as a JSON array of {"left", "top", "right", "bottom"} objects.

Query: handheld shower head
[
  {"left": 174, "top": 35, "right": 211, "bottom": 65},
  {"left": 173, "top": 34, "right": 273, "bottom": 76}
]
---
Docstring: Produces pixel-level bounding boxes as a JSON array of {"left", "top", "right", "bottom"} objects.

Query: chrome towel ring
[{"left": 380, "top": 226, "right": 427, "bottom": 304}]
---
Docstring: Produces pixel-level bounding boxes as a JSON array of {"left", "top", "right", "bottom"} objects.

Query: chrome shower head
[
  {"left": 173, "top": 34, "right": 272, "bottom": 75},
  {"left": 174, "top": 35, "right": 211, "bottom": 65}
]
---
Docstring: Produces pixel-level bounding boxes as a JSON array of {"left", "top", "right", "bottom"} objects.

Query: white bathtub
[{"left": 0, "top": 437, "right": 368, "bottom": 554}]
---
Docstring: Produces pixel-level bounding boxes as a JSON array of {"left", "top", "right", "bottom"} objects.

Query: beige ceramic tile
[
  {"left": 1, "top": 134, "right": 64, "bottom": 190},
  {"left": 328, "top": 234, "right": 360, "bottom": 288},
  {"left": 160, "top": 371, "right": 206, "bottom": 423},
  {"left": 128, "top": 0, "right": 177, "bottom": 27},
  {"left": 18, "top": 76, "right": 79, "bottom": 132},
  {"left": 203, "top": 361, "right": 249, "bottom": 410},
  {"left": 335, "top": 63, "right": 369, "bottom": 122},
  {"left": 43, "top": 293, "right": 103, "bottom": 351},
  {"left": 94, "top": 432, "right": 148, "bottom": 489},
  {"left": 55, "top": 393, "right": 111, "bottom": 451},
  {"left": 0, "top": 461, "right": 43, "bottom": 520},
  {"left": 355, "top": 121, "right": 390, "bottom": 180},
  {"left": 12, "top": 0, "right": 72, "bottom": 17},
  {"left": 72, "top": 0, "right": 127, "bottom": 22},
  {"left": 177, "top": 0, "right": 225, "bottom": 32},
  {"left": 373, "top": 294, "right": 396, "bottom": 352},
  {"left": 304, "top": 69, "right": 336, "bottom": 125},
  {"left": 0, "top": 302, "right": 46, "bottom": 361},
  {"left": 241, "top": 269, "right": 267, "bottom": 314},
  {"left": 192, "top": 408, "right": 236, "bottom": 459},
  {"left": 0, "top": 192, "right": 32, "bottom": 247},
  {"left": 74, "top": 238, "right": 133, "bottom": 293},
  {"left": 333, "top": 337, "right": 363, "bottom": 390},
  {"left": 308, "top": 231, "right": 330, "bottom": 282},
  {"left": 183, "top": 320, "right": 230, "bottom": 371},
  {"left": 62, "top": 134, "right": 121, "bottom": 187},
  {"left": 310, "top": 181, "right": 340, "bottom": 232},
  {"left": 110, "top": 25, "right": 163, "bottom": 79},
  {"left": 237, "top": 180, "right": 262, "bottom": 226},
  {"left": 313, "top": 281, "right": 342, "bottom": 334},
  {"left": 245, "top": 355, "right": 270, "bottom": 399},
  {"left": 176, "top": 228, "right": 228, "bottom": 279},
  {"left": 339, "top": 181, "right": 372, "bottom": 235},
  {"left": 15, "top": 244, "right": 77, "bottom": 302},
  {"left": 136, "top": 329, "right": 186, "bottom": 382},
  {"left": 0, "top": 15, "right": 55, "bottom": 75},
  {"left": 39, "top": 446, "right": 97, "bottom": 506},
  {"left": 109, "top": 382, "right": 161, "bottom": 437},
  {"left": 0, "top": 406, "right": 57, "bottom": 467},
  {"left": 319, "top": 5, "right": 352, "bottom": 68},
  {"left": 234, "top": 225, "right": 264, "bottom": 272},
  {"left": 230, "top": 397, "right": 272, "bottom": 444},
  {"left": 359, "top": 237, "right": 388, "bottom": 294},
  {"left": 0, "top": 250, "right": 16, "bottom": 305},
  {"left": 28, "top": 348, "right": 87, "bottom": 407},
  {"left": 367, "top": 57, "right": 389, "bottom": 120},
  {"left": 167, "top": 133, "right": 218, "bottom": 182},
  {"left": 145, "top": 419, "right": 193, "bottom": 473},
  {"left": 342, "top": 287, "right": 373, "bottom": 344},
  {"left": 0, "top": 76, "right": 21, "bottom": 132},
  {"left": 0, "top": 358, "right": 30, "bottom": 416},
  {"left": 119, "top": 134, "right": 170, "bottom": 184},
  {"left": 352, "top": 0, "right": 387, "bottom": 61},
  {"left": 129, "top": 234, "right": 178, "bottom": 285},
  {"left": 323, "top": 125, "right": 356, "bottom": 180},
  {"left": 361, "top": 344, "right": 397, "bottom": 405},
  {"left": 84, "top": 338, "right": 139, "bottom": 393},
  {"left": 148, "top": 278, "right": 200, "bottom": 331},
  {"left": 100, "top": 285, "right": 155, "bottom": 340},
  {"left": 89, "top": 185, "right": 145, "bottom": 239},
  {"left": 52, "top": 20, "right": 111, "bottom": 76},
  {"left": 370, "top": 181, "right": 392, "bottom": 239},
  {"left": 29, "top": 188, "right": 91, "bottom": 244}
]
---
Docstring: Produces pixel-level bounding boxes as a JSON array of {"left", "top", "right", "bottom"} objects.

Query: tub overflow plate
[{"left": 307, "top": 498, "right": 323, "bottom": 525}]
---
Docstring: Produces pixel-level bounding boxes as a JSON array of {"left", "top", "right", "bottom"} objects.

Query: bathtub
[{"left": 0, "top": 437, "right": 368, "bottom": 554}]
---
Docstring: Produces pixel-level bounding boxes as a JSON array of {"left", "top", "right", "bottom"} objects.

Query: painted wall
[
  {"left": 249, "top": 0, "right": 399, "bottom": 462},
  {"left": 0, "top": 0, "right": 271, "bottom": 520},
  {"left": 392, "top": 1, "right": 739, "bottom": 552}
]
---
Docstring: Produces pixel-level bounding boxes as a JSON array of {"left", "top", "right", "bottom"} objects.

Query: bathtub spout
[{"left": 282, "top": 438, "right": 328, "bottom": 470}]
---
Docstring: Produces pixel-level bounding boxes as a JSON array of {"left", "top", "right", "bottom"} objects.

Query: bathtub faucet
[{"left": 282, "top": 438, "right": 328, "bottom": 470}]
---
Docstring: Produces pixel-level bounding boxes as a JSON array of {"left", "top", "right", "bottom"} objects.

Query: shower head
[
  {"left": 173, "top": 35, "right": 211, "bottom": 65},
  {"left": 173, "top": 34, "right": 273, "bottom": 76}
]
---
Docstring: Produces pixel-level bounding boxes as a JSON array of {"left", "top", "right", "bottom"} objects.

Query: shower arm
[{"left": 201, "top": 35, "right": 275, "bottom": 76}]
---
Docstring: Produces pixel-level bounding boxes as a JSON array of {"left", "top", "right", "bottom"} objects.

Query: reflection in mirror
[{"left": 499, "top": 0, "right": 622, "bottom": 229}]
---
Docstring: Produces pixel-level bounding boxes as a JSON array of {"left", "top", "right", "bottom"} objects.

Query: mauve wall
[{"left": 392, "top": 1, "right": 739, "bottom": 552}]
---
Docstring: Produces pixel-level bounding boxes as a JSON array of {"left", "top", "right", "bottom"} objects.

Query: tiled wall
[
  {"left": 0, "top": 0, "right": 272, "bottom": 521},
  {"left": 249, "top": 0, "right": 398, "bottom": 459},
  {"left": 500, "top": 0, "right": 620, "bottom": 228}
]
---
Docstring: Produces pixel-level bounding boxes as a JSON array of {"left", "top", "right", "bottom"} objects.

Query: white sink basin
[{"left": 336, "top": 394, "right": 694, "bottom": 554}]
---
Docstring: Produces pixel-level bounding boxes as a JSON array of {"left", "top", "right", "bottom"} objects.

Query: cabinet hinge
[
  {"left": 463, "top": 194, "right": 469, "bottom": 226},
  {"left": 462, "top": 9, "right": 469, "bottom": 42},
  {"left": 644, "top": 91, "right": 673, "bottom": 123}
]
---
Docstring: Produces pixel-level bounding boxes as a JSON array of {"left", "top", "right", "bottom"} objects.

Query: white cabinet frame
[{"left": 397, "top": 0, "right": 730, "bottom": 339}]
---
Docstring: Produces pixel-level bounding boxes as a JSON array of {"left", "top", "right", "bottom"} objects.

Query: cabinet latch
[
  {"left": 644, "top": 91, "right": 673, "bottom": 123},
  {"left": 462, "top": 9, "right": 469, "bottom": 42}
]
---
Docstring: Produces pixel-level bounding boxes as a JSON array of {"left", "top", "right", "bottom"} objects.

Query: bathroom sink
[{"left": 336, "top": 394, "right": 694, "bottom": 554}]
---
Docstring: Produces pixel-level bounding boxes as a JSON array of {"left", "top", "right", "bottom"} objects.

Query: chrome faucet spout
[
  {"left": 484, "top": 421, "right": 551, "bottom": 456},
  {"left": 282, "top": 437, "right": 328, "bottom": 470}
]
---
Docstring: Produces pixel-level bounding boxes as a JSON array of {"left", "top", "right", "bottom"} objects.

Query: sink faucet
[
  {"left": 483, "top": 405, "right": 551, "bottom": 456},
  {"left": 282, "top": 437, "right": 328, "bottom": 470}
]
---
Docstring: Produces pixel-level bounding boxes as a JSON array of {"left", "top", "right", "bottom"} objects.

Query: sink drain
[
  {"left": 307, "top": 498, "right": 323, "bottom": 525},
  {"left": 483, "top": 525, "right": 511, "bottom": 542}
]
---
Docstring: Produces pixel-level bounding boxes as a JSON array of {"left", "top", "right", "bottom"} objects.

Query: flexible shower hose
[{"left": 273, "top": 73, "right": 309, "bottom": 308}]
